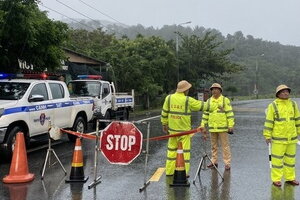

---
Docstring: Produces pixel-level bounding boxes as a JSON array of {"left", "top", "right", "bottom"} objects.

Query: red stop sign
[{"left": 100, "top": 121, "right": 143, "bottom": 165}]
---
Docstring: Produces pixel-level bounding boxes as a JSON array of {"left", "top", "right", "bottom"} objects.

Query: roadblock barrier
[
  {"left": 143, "top": 127, "right": 203, "bottom": 141},
  {"left": 60, "top": 127, "right": 202, "bottom": 142},
  {"left": 61, "top": 122, "right": 200, "bottom": 191},
  {"left": 170, "top": 141, "right": 190, "bottom": 187},
  {"left": 65, "top": 138, "right": 89, "bottom": 183},
  {"left": 3, "top": 132, "right": 35, "bottom": 184},
  {"left": 61, "top": 129, "right": 97, "bottom": 140}
]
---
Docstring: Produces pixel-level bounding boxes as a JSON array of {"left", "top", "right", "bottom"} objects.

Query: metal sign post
[
  {"left": 139, "top": 122, "right": 151, "bottom": 192},
  {"left": 88, "top": 120, "right": 102, "bottom": 189}
]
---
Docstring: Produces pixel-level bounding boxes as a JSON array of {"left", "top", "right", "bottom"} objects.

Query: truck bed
[{"left": 112, "top": 94, "right": 134, "bottom": 108}]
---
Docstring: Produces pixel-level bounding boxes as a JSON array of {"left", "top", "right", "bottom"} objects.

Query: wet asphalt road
[{"left": 1, "top": 99, "right": 300, "bottom": 200}]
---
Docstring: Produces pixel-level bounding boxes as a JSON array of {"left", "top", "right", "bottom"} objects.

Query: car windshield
[
  {"left": 68, "top": 81, "right": 100, "bottom": 97},
  {"left": 0, "top": 82, "right": 30, "bottom": 100}
]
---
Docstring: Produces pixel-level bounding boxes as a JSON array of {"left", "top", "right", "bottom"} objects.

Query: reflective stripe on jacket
[
  {"left": 161, "top": 92, "right": 215, "bottom": 133},
  {"left": 263, "top": 98, "right": 300, "bottom": 144},
  {"left": 200, "top": 95, "right": 234, "bottom": 133}
]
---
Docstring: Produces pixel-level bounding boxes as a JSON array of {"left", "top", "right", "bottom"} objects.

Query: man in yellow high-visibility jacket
[
  {"left": 263, "top": 84, "right": 300, "bottom": 187},
  {"left": 200, "top": 83, "right": 234, "bottom": 170},
  {"left": 161, "top": 80, "right": 219, "bottom": 176}
]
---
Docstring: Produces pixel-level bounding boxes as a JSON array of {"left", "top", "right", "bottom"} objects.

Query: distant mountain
[
  {"left": 62, "top": 19, "right": 300, "bottom": 96},
  {"left": 61, "top": 18, "right": 128, "bottom": 31}
]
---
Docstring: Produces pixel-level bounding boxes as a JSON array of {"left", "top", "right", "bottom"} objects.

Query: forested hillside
[{"left": 66, "top": 20, "right": 300, "bottom": 98}]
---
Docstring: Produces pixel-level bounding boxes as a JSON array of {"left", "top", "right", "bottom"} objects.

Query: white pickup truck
[
  {"left": 68, "top": 76, "right": 134, "bottom": 124},
  {"left": 0, "top": 77, "right": 94, "bottom": 160}
]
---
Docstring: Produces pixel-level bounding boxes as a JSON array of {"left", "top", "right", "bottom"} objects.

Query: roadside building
[{"left": 60, "top": 48, "right": 109, "bottom": 83}]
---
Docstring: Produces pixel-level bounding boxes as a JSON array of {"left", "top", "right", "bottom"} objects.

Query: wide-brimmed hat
[
  {"left": 276, "top": 84, "right": 291, "bottom": 97},
  {"left": 176, "top": 80, "right": 192, "bottom": 92},
  {"left": 209, "top": 83, "right": 222, "bottom": 92}
]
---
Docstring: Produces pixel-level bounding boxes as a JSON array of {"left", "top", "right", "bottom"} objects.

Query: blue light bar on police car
[
  {"left": 0, "top": 72, "right": 48, "bottom": 79},
  {"left": 0, "top": 73, "right": 16, "bottom": 79},
  {"left": 77, "top": 75, "right": 102, "bottom": 79}
]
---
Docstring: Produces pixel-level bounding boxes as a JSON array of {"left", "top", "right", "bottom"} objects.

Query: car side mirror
[{"left": 28, "top": 94, "right": 44, "bottom": 102}]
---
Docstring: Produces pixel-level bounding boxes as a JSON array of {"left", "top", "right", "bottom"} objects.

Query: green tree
[
  {"left": 65, "top": 28, "right": 115, "bottom": 58},
  {"left": 0, "top": 0, "right": 68, "bottom": 73},
  {"left": 100, "top": 35, "right": 176, "bottom": 108},
  {"left": 178, "top": 32, "right": 241, "bottom": 87}
]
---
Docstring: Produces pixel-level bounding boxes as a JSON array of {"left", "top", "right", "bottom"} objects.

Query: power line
[
  {"left": 39, "top": 3, "right": 113, "bottom": 65},
  {"left": 55, "top": 0, "right": 124, "bottom": 36},
  {"left": 38, "top": 1, "right": 133, "bottom": 74},
  {"left": 39, "top": 3, "right": 96, "bottom": 30},
  {"left": 78, "top": 0, "right": 129, "bottom": 28},
  {"left": 77, "top": 0, "right": 141, "bottom": 36},
  {"left": 56, "top": 0, "right": 97, "bottom": 24}
]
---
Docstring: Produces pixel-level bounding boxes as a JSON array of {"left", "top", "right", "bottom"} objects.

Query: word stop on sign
[
  {"left": 106, "top": 134, "right": 136, "bottom": 151},
  {"left": 101, "top": 121, "right": 143, "bottom": 164}
]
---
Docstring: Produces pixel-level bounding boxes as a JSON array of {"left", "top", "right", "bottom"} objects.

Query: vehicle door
[
  {"left": 101, "top": 82, "right": 112, "bottom": 116},
  {"left": 28, "top": 83, "right": 54, "bottom": 136},
  {"left": 49, "top": 82, "right": 72, "bottom": 128}
]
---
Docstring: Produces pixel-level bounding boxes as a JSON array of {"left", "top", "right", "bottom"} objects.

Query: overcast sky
[{"left": 39, "top": 0, "right": 300, "bottom": 46}]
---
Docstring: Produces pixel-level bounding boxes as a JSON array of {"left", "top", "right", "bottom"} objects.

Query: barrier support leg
[
  {"left": 41, "top": 134, "right": 67, "bottom": 180},
  {"left": 88, "top": 120, "right": 102, "bottom": 189},
  {"left": 193, "top": 140, "right": 223, "bottom": 184},
  {"left": 139, "top": 122, "right": 151, "bottom": 192}
]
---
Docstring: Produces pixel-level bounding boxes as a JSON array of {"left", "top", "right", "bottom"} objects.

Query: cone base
[
  {"left": 170, "top": 182, "right": 190, "bottom": 187},
  {"left": 3, "top": 173, "right": 35, "bottom": 184},
  {"left": 169, "top": 170, "right": 190, "bottom": 187},
  {"left": 65, "top": 176, "right": 89, "bottom": 183}
]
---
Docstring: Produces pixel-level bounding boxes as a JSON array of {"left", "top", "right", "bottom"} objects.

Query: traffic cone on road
[
  {"left": 65, "top": 138, "right": 88, "bottom": 183},
  {"left": 3, "top": 132, "right": 35, "bottom": 184},
  {"left": 170, "top": 141, "right": 190, "bottom": 187}
]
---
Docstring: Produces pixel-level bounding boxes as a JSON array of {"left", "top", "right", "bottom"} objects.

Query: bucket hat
[
  {"left": 176, "top": 80, "right": 192, "bottom": 92},
  {"left": 276, "top": 84, "right": 290, "bottom": 97},
  {"left": 210, "top": 83, "right": 222, "bottom": 92}
]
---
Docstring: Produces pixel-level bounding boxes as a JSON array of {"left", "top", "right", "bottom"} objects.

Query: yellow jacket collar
[
  {"left": 275, "top": 98, "right": 290, "bottom": 102},
  {"left": 211, "top": 94, "right": 223, "bottom": 100},
  {"left": 175, "top": 92, "right": 186, "bottom": 96}
]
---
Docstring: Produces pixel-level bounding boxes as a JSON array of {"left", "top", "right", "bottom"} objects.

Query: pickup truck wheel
[
  {"left": 121, "top": 108, "right": 129, "bottom": 120},
  {"left": 68, "top": 116, "right": 86, "bottom": 142},
  {"left": 3, "top": 126, "right": 26, "bottom": 161}
]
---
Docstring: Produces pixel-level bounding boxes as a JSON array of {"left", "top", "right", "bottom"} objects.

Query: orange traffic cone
[
  {"left": 65, "top": 138, "right": 88, "bottom": 183},
  {"left": 170, "top": 141, "right": 190, "bottom": 187},
  {"left": 3, "top": 132, "right": 35, "bottom": 183}
]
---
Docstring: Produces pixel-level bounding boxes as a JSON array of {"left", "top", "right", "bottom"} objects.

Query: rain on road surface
[{"left": 1, "top": 99, "right": 300, "bottom": 200}]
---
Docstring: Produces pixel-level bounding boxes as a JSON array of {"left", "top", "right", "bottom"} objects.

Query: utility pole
[
  {"left": 254, "top": 54, "right": 264, "bottom": 99},
  {"left": 175, "top": 21, "right": 191, "bottom": 82},
  {"left": 254, "top": 59, "right": 258, "bottom": 99}
]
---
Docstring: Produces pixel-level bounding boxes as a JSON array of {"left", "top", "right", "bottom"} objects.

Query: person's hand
[
  {"left": 266, "top": 139, "right": 271, "bottom": 144},
  {"left": 228, "top": 127, "right": 234, "bottom": 134},
  {"left": 200, "top": 127, "right": 208, "bottom": 140},
  {"left": 162, "top": 125, "right": 168, "bottom": 134},
  {"left": 218, "top": 105, "right": 224, "bottom": 112}
]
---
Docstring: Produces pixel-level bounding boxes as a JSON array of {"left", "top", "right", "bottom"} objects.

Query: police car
[{"left": 0, "top": 73, "right": 94, "bottom": 160}]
